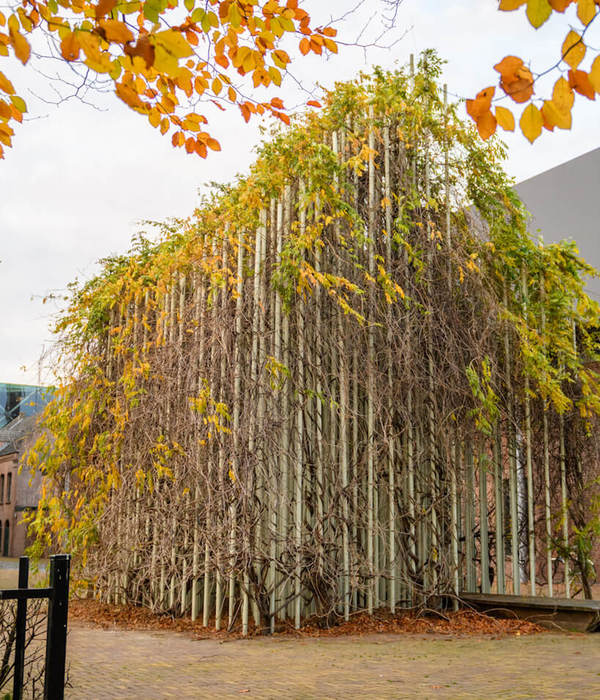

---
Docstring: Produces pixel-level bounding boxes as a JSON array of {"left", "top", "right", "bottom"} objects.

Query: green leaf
[
  {"left": 10, "top": 95, "right": 27, "bottom": 112},
  {"left": 526, "top": 0, "right": 552, "bottom": 28},
  {"left": 143, "top": 0, "right": 167, "bottom": 25}
]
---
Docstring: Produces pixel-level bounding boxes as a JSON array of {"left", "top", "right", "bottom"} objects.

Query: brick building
[{"left": 0, "top": 384, "right": 49, "bottom": 557}]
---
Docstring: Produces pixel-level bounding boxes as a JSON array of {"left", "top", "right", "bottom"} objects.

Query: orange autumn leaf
[
  {"left": 576, "top": 0, "right": 596, "bottom": 25},
  {"left": 548, "top": 0, "right": 574, "bottom": 10},
  {"left": 124, "top": 35, "right": 155, "bottom": 68},
  {"left": 98, "top": 19, "right": 135, "bottom": 44},
  {"left": 568, "top": 69, "right": 596, "bottom": 100},
  {"left": 466, "top": 86, "right": 495, "bottom": 120},
  {"left": 10, "top": 103, "right": 23, "bottom": 123},
  {"left": 240, "top": 103, "right": 251, "bottom": 122},
  {"left": 299, "top": 38, "right": 310, "bottom": 55},
  {"left": 115, "top": 82, "right": 145, "bottom": 110},
  {"left": 0, "top": 71, "right": 15, "bottom": 95},
  {"left": 0, "top": 100, "right": 12, "bottom": 119},
  {"left": 95, "top": 0, "right": 117, "bottom": 19},
  {"left": 9, "top": 26, "right": 30, "bottom": 65},
  {"left": 194, "top": 140, "right": 208, "bottom": 158},
  {"left": 476, "top": 110, "right": 497, "bottom": 140},
  {"left": 0, "top": 0, "right": 338, "bottom": 157},
  {"left": 60, "top": 32, "right": 81, "bottom": 62},
  {"left": 494, "top": 55, "right": 525, "bottom": 80},
  {"left": 494, "top": 56, "right": 534, "bottom": 103},
  {"left": 589, "top": 56, "right": 600, "bottom": 93}
]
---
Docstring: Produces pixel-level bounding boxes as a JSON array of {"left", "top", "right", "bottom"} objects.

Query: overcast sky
[{"left": 1, "top": 0, "right": 599, "bottom": 385}]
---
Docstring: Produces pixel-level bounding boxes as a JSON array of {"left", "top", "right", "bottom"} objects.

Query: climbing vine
[{"left": 25, "top": 52, "right": 600, "bottom": 626}]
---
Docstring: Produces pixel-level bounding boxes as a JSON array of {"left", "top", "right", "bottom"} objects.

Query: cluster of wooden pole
[{"left": 87, "top": 81, "right": 588, "bottom": 632}]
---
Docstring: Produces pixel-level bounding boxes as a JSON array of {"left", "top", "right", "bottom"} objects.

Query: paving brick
[{"left": 65, "top": 625, "right": 600, "bottom": 699}]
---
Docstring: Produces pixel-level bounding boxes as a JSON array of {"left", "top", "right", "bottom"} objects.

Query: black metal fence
[{"left": 0, "top": 554, "right": 70, "bottom": 700}]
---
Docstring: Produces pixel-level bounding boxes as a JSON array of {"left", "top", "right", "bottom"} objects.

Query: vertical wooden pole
[
  {"left": 479, "top": 451, "right": 490, "bottom": 593},
  {"left": 521, "top": 267, "right": 536, "bottom": 595},
  {"left": 367, "top": 104, "right": 376, "bottom": 614},
  {"left": 294, "top": 181, "right": 306, "bottom": 629},
  {"left": 503, "top": 282, "right": 521, "bottom": 595},
  {"left": 540, "top": 274, "right": 553, "bottom": 597},
  {"left": 559, "top": 413, "right": 570, "bottom": 597},
  {"left": 494, "top": 427, "right": 506, "bottom": 594},
  {"left": 384, "top": 122, "right": 396, "bottom": 613}
]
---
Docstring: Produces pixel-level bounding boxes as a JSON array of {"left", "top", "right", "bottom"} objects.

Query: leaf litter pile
[{"left": 69, "top": 599, "right": 543, "bottom": 639}]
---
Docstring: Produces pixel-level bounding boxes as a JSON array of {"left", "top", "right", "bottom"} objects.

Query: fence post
[
  {"left": 43, "top": 554, "right": 70, "bottom": 700},
  {"left": 12, "top": 556, "right": 29, "bottom": 700}
]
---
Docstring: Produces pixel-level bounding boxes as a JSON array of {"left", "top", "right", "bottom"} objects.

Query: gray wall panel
[{"left": 515, "top": 147, "right": 600, "bottom": 300}]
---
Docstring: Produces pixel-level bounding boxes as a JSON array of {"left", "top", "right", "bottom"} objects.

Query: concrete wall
[{"left": 515, "top": 147, "right": 600, "bottom": 300}]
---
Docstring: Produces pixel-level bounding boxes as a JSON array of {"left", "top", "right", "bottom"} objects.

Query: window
[
  {"left": 6, "top": 473, "right": 11, "bottom": 504},
  {"left": 2, "top": 520, "right": 9, "bottom": 557},
  {"left": 0, "top": 474, "right": 3, "bottom": 504}
]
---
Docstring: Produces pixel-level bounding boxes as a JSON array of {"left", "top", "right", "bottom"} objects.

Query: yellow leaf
[
  {"left": 0, "top": 71, "right": 15, "bottom": 94},
  {"left": 577, "top": 0, "right": 596, "bottom": 25},
  {"left": 562, "top": 30, "right": 586, "bottom": 69},
  {"left": 520, "top": 103, "right": 543, "bottom": 143},
  {"left": 84, "top": 52, "right": 114, "bottom": 74},
  {"left": 78, "top": 31, "right": 101, "bottom": 59},
  {"left": 324, "top": 38, "right": 337, "bottom": 54},
  {"left": 493, "top": 105, "right": 514, "bottom": 131},
  {"left": 589, "top": 55, "right": 600, "bottom": 93},
  {"left": 154, "top": 30, "right": 193, "bottom": 59},
  {"left": 212, "top": 77, "right": 222, "bottom": 95},
  {"left": 526, "top": 0, "right": 552, "bottom": 27},
  {"left": 541, "top": 99, "right": 572, "bottom": 129},
  {"left": 148, "top": 108, "right": 160, "bottom": 128},
  {"left": 499, "top": 0, "right": 527, "bottom": 8},
  {"left": 153, "top": 45, "right": 180, "bottom": 76},
  {"left": 552, "top": 76, "right": 575, "bottom": 112}
]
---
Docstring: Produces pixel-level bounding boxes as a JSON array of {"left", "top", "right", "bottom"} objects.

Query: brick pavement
[{"left": 65, "top": 624, "right": 600, "bottom": 699}]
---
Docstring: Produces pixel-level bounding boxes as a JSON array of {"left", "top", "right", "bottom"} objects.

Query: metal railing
[{"left": 0, "top": 554, "right": 70, "bottom": 700}]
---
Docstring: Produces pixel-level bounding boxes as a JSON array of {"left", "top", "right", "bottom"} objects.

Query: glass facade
[{"left": 0, "top": 383, "right": 51, "bottom": 429}]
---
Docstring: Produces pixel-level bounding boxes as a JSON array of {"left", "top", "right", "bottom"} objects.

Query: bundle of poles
[{"left": 42, "top": 60, "right": 599, "bottom": 633}]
